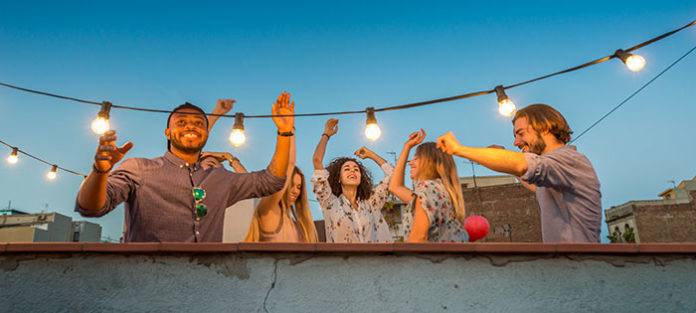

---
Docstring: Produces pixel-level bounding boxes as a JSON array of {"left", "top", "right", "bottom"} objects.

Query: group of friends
[{"left": 76, "top": 92, "right": 601, "bottom": 243}]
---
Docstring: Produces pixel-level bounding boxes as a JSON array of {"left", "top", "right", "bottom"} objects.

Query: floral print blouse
[
  {"left": 311, "top": 163, "right": 394, "bottom": 243},
  {"left": 402, "top": 179, "right": 468, "bottom": 242}
]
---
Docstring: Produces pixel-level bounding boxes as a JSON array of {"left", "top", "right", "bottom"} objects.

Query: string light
[
  {"left": 6, "top": 147, "right": 19, "bottom": 164},
  {"left": 46, "top": 164, "right": 58, "bottom": 180},
  {"left": 364, "top": 107, "right": 381, "bottom": 140},
  {"left": 495, "top": 86, "right": 516, "bottom": 117},
  {"left": 91, "top": 101, "right": 112, "bottom": 135},
  {"left": 615, "top": 49, "right": 646, "bottom": 72},
  {"left": 229, "top": 113, "right": 246, "bottom": 147}
]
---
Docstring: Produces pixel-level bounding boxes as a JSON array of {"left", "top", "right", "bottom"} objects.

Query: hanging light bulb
[
  {"left": 495, "top": 85, "right": 516, "bottom": 117},
  {"left": 364, "top": 107, "right": 381, "bottom": 141},
  {"left": 46, "top": 164, "right": 58, "bottom": 180},
  {"left": 229, "top": 112, "right": 246, "bottom": 147},
  {"left": 615, "top": 49, "right": 646, "bottom": 72},
  {"left": 91, "top": 101, "right": 112, "bottom": 135},
  {"left": 6, "top": 147, "right": 19, "bottom": 164}
]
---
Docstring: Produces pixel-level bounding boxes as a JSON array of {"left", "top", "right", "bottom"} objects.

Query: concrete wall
[{"left": 3, "top": 249, "right": 695, "bottom": 312}]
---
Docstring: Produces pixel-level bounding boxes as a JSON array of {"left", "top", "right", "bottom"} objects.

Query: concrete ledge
[
  {"left": 2, "top": 243, "right": 696, "bottom": 312},
  {"left": 3, "top": 242, "right": 696, "bottom": 254}
]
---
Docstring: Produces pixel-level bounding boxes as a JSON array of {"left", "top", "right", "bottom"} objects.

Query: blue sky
[{"left": 1, "top": 1, "right": 695, "bottom": 241}]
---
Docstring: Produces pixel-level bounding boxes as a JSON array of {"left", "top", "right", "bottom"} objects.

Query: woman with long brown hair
[
  {"left": 389, "top": 129, "right": 468, "bottom": 242},
  {"left": 311, "top": 118, "right": 394, "bottom": 243}
]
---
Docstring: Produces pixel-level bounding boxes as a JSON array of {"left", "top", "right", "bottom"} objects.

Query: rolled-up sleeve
[
  {"left": 75, "top": 158, "right": 140, "bottom": 217},
  {"left": 310, "top": 169, "right": 333, "bottom": 209},
  {"left": 224, "top": 170, "right": 285, "bottom": 206},
  {"left": 520, "top": 152, "right": 573, "bottom": 189}
]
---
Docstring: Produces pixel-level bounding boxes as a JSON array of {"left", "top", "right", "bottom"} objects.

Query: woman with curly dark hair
[{"left": 311, "top": 118, "right": 394, "bottom": 243}]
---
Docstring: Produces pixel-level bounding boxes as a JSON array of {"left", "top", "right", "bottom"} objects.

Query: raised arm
[
  {"left": 256, "top": 134, "right": 297, "bottom": 216},
  {"left": 312, "top": 118, "right": 338, "bottom": 170},
  {"left": 267, "top": 92, "right": 295, "bottom": 177},
  {"left": 437, "top": 131, "right": 528, "bottom": 177},
  {"left": 200, "top": 152, "right": 248, "bottom": 173},
  {"left": 77, "top": 130, "right": 133, "bottom": 213},
  {"left": 389, "top": 129, "right": 425, "bottom": 203},
  {"left": 207, "top": 99, "right": 235, "bottom": 131}
]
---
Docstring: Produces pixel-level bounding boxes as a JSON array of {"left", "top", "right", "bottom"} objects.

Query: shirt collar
[{"left": 163, "top": 151, "right": 202, "bottom": 170}]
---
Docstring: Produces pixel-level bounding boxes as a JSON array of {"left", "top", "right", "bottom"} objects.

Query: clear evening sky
[{"left": 1, "top": 1, "right": 695, "bottom": 241}]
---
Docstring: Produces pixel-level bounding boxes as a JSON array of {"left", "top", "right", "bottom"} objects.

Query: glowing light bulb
[
  {"left": 46, "top": 165, "right": 58, "bottom": 180},
  {"left": 229, "top": 113, "right": 246, "bottom": 147},
  {"left": 91, "top": 101, "right": 112, "bottom": 135},
  {"left": 91, "top": 117, "right": 110, "bottom": 135},
  {"left": 615, "top": 49, "right": 646, "bottom": 72},
  {"left": 6, "top": 148, "right": 19, "bottom": 164},
  {"left": 625, "top": 54, "right": 646, "bottom": 72},
  {"left": 365, "top": 123, "right": 381, "bottom": 140},
  {"left": 494, "top": 85, "right": 516, "bottom": 117},
  {"left": 498, "top": 98, "right": 517, "bottom": 117},
  {"left": 229, "top": 129, "right": 246, "bottom": 147}
]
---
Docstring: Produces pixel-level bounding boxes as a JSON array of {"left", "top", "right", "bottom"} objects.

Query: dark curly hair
[{"left": 325, "top": 157, "right": 374, "bottom": 201}]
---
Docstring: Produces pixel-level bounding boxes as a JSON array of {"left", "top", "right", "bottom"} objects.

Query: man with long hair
[
  {"left": 436, "top": 104, "right": 601, "bottom": 243},
  {"left": 76, "top": 92, "right": 296, "bottom": 242}
]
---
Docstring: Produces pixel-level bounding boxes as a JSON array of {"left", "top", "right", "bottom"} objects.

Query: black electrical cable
[{"left": 0, "top": 139, "right": 87, "bottom": 177}]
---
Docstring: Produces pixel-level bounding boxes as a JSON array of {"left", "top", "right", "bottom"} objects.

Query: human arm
[
  {"left": 437, "top": 131, "right": 528, "bottom": 177},
  {"left": 76, "top": 130, "right": 134, "bottom": 214},
  {"left": 354, "top": 147, "right": 393, "bottom": 209},
  {"left": 389, "top": 129, "right": 425, "bottom": 203},
  {"left": 200, "top": 152, "right": 248, "bottom": 173},
  {"left": 312, "top": 118, "right": 338, "bottom": 170},
  {"left": 487, "top": 144, "right": 536, "bottom": 192},
  {"left": 407, "top": 200, "right": 429, "bottom": 243},
  {"left": 266, "top": 92, "right": 294, "bottom": 177},
  {"left": 207, "top": 99, "right": 235, "bottom": 131}
]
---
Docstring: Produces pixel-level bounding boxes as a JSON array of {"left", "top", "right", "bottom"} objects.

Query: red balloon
[{"left": 464, "top": 215, "right": 490, "bottom": 242}]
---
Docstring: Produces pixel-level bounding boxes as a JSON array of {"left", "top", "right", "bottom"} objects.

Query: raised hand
[
  {"left": 213, "top": 99, "right": 235, "bottom": 115},
  {"left": 436, "top": 131, "right": 462, "bottom": 155},
  {"left": 94, "top": 130, "right": 133, "bottom": 173},
  {"left": 272, "top": 91, "right": 295, "bottom": 133},
  {"left": 404, "top": 128, "right": 426, "bottom": 148},
  {"left": 354, "top": 146, "right": 374, "bottom": 160},
  {"left": 323, "top": 118, "right": 339, "bottom": 137}
]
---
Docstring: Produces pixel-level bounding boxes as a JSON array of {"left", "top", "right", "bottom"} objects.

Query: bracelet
[
  {"left": 322, "top": 133, "right": 331, "bottom": 139},
  {"left": 92, "top": 163, "right": 111, "bottom": 174},
  {"left": 278, "top": 130, "right": 294, "bottom": 137}
]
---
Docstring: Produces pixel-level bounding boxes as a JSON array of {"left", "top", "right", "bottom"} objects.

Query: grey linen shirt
[
  {"left": 75, "top": 152, "right": 285, "bottom": 242},
  {"left": 520, "top": 145, "right": 602, "bottom": 243}
]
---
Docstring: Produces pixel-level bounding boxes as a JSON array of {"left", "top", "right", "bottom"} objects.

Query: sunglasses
[{"left": 192, "top": 186, "right": 207, "bottom": 219}]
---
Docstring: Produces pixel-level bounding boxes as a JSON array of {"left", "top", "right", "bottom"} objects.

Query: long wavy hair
[
  {"left": 326, "top": 157, "right": 374, "bottom": 201},
  {"left": 245, "top": 167, "right": 318, "bottom": 242},
  {"left": 414, "top": 142, "right": 466, "bottom": 221}
]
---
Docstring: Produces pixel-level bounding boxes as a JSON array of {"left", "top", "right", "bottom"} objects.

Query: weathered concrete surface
[{"left": 2, "top": 252, "right": 696, "bottom": 312}]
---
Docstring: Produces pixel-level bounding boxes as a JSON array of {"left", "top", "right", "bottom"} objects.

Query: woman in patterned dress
[
  {"left": 389, "top": 129, "right": 469, "bottom": 242},
  {"left": 311, "top": 118, "right": 394, "bottom": 243}
]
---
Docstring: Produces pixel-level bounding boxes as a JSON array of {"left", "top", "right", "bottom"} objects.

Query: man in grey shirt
[
  {"left": 76, "top": 92, "right": 296, "bottom": 242},
  {"left": 436, "top": 104, "right": 601, "bottom": 242}
]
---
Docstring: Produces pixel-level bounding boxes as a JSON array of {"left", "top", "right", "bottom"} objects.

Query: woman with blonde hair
[{"left": 389, "top": 129, "right": 468, "bottom": 242}]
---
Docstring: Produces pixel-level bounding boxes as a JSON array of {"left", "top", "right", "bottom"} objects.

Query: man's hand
[
  {"left": 213, "top": 99, "right": 235, "bottom": 115},
  {"left": 354, "top": 146, "right": 375, "bottom": 160},
  {"left": 436, "top": 131, "right": 463, "bottom": 156},
  {"left": 405, "top": 129, "right": 426, "bottom": 148},
  {"left": 94, "top": 130, "right": 133, "bottom": 173},
  {"left": 272, "top": 91, "right": 295, "bottom": 133},
  {"left": 323, "top": 118, "right": 338, "bottom": 137}
]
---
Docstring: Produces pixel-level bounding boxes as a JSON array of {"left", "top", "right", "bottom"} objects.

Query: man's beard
[
  {"left": 526, "top": 133, "right": 546, "bottom": 155},
  {"left": 170, "top": 138, "right": 206, "bottom": 154}
]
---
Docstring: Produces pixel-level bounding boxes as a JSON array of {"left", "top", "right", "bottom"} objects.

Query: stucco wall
[{"left": 2, "top": 250, "right": 695, "bottom": 312}]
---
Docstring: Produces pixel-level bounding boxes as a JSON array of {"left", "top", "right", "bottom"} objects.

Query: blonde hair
[
  {"left": 245, "top": 167, "right": 319, "bottom": 243},
  {"left": 414, "top": 142, "right": 466, "bottom": 221}
]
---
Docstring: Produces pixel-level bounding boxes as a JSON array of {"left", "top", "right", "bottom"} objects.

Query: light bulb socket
[
  {"left": 98, "top": 101, "right": 112, "bottom": 119},
  {"left": 10, "top": 147, "right": 18, "bottom": 157},
  {"left": 614, "top": 49, "right": 632, "bottom": 63},
  {"left": 233, "top": 112, "right": 245, "bottom": 131},
  {"left": 50, "top": 164, "right": 58, "bottom": 173},
  {"left": 494, "top": 85, "right": 509, "bottom": 103},
  {"left": 365, "top": 107, "right": 377, "bottom": 125}
]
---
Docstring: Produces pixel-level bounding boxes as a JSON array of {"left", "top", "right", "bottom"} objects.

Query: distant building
[
  {"left": 605, "top": 176, "right": 696, "bottom": 243},
  {"left": 0, "top": 211, "right": 102, "bottom": 242}
]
